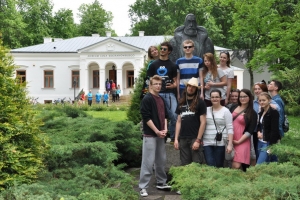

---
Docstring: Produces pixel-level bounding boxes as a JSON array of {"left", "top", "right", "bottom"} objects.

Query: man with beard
[
  {"left": 174, "top": 77, "right": 207, "bottom": 165},
  {"left": 169, "top": 13, "right": 214, "bottom": 62}
]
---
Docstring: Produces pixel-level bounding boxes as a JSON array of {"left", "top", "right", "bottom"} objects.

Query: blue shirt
[
  {"left": 272, "top": 94, "right": 285, "bottom": 137},
  {"left": 103, "top": 94, "right": 109, "bottom": 101},
  {"left": 87, "top": 92, "right": 93, "bottom": 100},
  {"left": 95, "top": 93, "right": 102, "bottom": 102}
]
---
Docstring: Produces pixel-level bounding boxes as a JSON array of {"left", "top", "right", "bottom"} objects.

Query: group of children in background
[{"left": 79, "top": 84, "right": 121, "bottom": 106}]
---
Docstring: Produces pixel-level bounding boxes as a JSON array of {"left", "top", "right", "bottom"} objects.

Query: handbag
[
  {"left": 211, "top": 107, "right": 226, "bottom": 143},
  {"left": 224, "top": 108, "right": 246, "bottom": 160},
  {"left": 283, "top": 114, "right": 289, "bottom": 133}
]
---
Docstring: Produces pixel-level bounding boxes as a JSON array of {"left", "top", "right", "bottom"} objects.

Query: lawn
[{"left": 87, "top": 110, "right": 127, "bottom": 121}]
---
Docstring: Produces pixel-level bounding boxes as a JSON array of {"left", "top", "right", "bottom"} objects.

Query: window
[
  {"left": 44, "top": 70, "right": 53, "bottom": 88},
  {"left": 72, "top": 70, "right": 80, "bottom": 88},
  {"left": 44, "top": 100, "right": 52, "bottom": 104},
  {"left": 16, "top": 70, "right": 26, "bottom": 84},
  {"left": 93, "top": 70, "right": 99, "bottom": 88},
  {"left": 127, "top": 70, "right": 134, "bottom": 88}
]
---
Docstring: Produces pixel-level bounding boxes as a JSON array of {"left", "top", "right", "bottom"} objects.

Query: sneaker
[
  {"left": 156, "top": 183, "right": 172, "bottom": 189},
  {"left": 140, "top": 189, "right": 148, "bottom": 197},
  {"left": 176, "top": 190, "right": 181, "bottom": 195}
]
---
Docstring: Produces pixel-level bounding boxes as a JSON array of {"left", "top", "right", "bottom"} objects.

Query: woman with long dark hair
[{"left": 230, "top": 89, "right": 257, "bottom": 171}]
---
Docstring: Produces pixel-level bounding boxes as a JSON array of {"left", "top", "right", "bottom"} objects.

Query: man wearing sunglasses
[
  {"left": 147, "top": 41, "right": 178, "bottom": 143},
  {"left": 176, "top": 39, "right": 203, "bottom": 100}
]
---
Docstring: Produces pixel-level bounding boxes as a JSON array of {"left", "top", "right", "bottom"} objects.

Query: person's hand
[
  {"left": 192, "top": 141, "right": 200, "bottom": 150},
  {"left": 166, "top": 83, "right": 174, "bottom": 89},
  {"left": 226, "top": 144, "right": 232, "bottom": 153},
  {"left": 200, "top": 94, "right": 204, "bottom": 100},
  {"left": 204, "top": 84, "right": 211, "bottom": 90},
  {"left": 156, "top": 130, "right": 167, "bottom": 138},
  {"left": 257, "top": 131, "right": 263, "bottom": 139},
  {"left": 270, "top": 103, "right": 277, "bottom": 110},
  {"left": 174, "top": 139, "right": 179, "bottom": 150}
]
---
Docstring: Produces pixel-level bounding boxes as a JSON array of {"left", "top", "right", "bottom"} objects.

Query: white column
[
  {"left": 116, "top": 67, "right": 122, "bottom": 95},
  {"left": 99, "top": 67, "right": 105, "bottom": 92},
  {"left": 79, "top": 59, "right": 88, "bottom": 92}
]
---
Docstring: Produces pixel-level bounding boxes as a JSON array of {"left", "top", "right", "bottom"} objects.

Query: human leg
[
  {"left": 256, "top": 140, "right": 269, "bottom": 165},
  {"left": 139, "top": 137, "right": 156, "bottom": 189},
  {"left": 203, "top": 146, "right": 216, "bottom": 167},
  {"left": 214, "top": 146, "right": 225, "bottom": 168},
  {"left": 179, "top": 138, "right": 193, "bottom": 166},
  {"left": 165, "top": 93, "right": 177, "bottom": 140},
  {"left": 154, "top": 137, "right": 168, "bottom": 185}
]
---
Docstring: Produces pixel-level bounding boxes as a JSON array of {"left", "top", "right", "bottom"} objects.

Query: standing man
[
  {"left": 174, "top": 77, "right": 206, "bottom": 165},
  {"left": 268, "top": 80, "right": 285, "bottom": 137},
  {"left": 87, "top": 90, "right": 93, "bottom": 106},
  {"left": 95, "top": 91, "right": 102, "bottom": 104},
  {"left": 147, "top": 41, "right": 177, "bottom": 142},
  {"left": 139, "top": 75, "right": 171, "bottom": 197},
  {"left": 176, "top": 39, "right": 203, "bottom": 100}
]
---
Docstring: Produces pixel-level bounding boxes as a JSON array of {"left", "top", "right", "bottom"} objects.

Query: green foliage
[
  {"left": 0, "top": 39, "right": 47, "bottom": 189},
  {"left": 170, "top": 119, "right": 300, "bottom": 199},
  {"left": 77, "top": 0, "right": 114, "bottom": 36},
  {"left": 127, "top": 61, "right": 149, "bottom": 124}
]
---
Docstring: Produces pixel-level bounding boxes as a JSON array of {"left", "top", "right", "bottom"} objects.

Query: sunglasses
[
  {"left": 220, "top": 51, "right": 230, "bottom": 56},
  {"left": 255, "top": 81, "right": 266, "bottom": 85},
  {"left": 183, "top": 46, "right": 194, "bottom": 49},
  {"left": 160, "top": 47, "right": 168, "bottom": 51}
]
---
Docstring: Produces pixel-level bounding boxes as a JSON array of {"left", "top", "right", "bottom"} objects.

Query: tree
[
  {"left": 17, "top": 0, "right": 54, "bottom": 47},
  {"left": 0, "top": 0, "right": 26, "bottom": 49},
  {"left": 0, "top": 38, "right": 47, "bottom": 188},
  {"left": 51, "top": 8, "right": 78, "bottom": 39},
  {"left": 77, "top": 0, "right": 114, "bottom": 36}
]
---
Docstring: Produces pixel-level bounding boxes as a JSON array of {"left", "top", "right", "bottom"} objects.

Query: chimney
[
  {"left": 106, "top": 31, "right": 111, "bottom": 37},
  {"left": 44, "top": 37, "right": 52, "bottom": 44},
  {"left": 92, "top": 34, "right": 100, "bottom": 37},
  {"left": 54, "top": 38, "right": 63, "bottom": 42},
  {"left": 139, "top": 31, "right": 145, "bottom": 36}
]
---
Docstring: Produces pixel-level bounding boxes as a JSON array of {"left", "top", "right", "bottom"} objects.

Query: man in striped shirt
[{"left": 176, "top": 39, "right": 203, "bottom": 100}]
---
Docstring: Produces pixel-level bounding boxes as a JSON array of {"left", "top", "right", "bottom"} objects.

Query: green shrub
[{"left": 0, "top": 39, "right": 47, "bottom": 189}]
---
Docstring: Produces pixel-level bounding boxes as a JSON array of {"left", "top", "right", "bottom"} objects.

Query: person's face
[
  {"left": 186, "top": 85, "right": 197, "bottom": 95},
  {"left": 210, "top": 92, "right": 221, "bottom": 105},
  {"left": 219, "top": 53, "right": 229, "bottom": 65},
  {"left": 258, "top": 95, "right": 270, "bottom": 109},
  {"left": 150, "top": 47, "right": 159, "bottom": 58},
  {"left": 230, "top": 91, "right": 239, "bottom": 103},
  {"left": 239, "top": 92, "right": 249, "bottom": 105},
  {"left": 150, "top": 79, "right": 162, "bottom": 93},
  {"left": 183, "top": 42, "right": 194, "bottom": 54},
  {"left": 268, "top": 81, "right": 277, "bottom": 92},
  {"left": 184, "top": 15, "right": 197, "bottom": 36},
  {"left": 254, "top": 85, "right": 263, "bottom": 97},
  {"left": 160, "top": 46, "right": 170, "bottom": 56},
  {"left": 204, "top": 57, "right": 211, "bottom": 68}
]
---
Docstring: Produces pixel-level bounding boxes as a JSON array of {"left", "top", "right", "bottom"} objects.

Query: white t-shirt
[
  {"left": 204, "top": 68, "right": 226, "bottom": 100},
  {"left": 220, "top": 66, "right": 234, "bottom": 99},
  {"left": 203, "top": 106, "right": 233, "bottom": 146}
]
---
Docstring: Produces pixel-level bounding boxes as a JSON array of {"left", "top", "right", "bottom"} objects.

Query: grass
[{"left": 87, "top": 110, "right": 127, "bottom": 121}]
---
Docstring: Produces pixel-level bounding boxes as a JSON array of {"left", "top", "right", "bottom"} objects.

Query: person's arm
[
  {"left": 146, "top": 120, "right": 166, "bottom": 138},
  {"left": 177, "top": 71, "right": 180, "bottom": 100},
  {"left": 226, "top": 78, "right": 233, "bottom": 105},
  {"left": 199, "top": 69, "right": 204, "bottom": 100},
  {"left": 174, "top": 114, "right": 181, "bottom": 150},
  {"left": 224, "top": 109, "right": 233, "bottom": 153}
]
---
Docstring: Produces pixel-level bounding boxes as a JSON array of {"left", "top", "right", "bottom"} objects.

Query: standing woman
[
  {"left": 256, "top": 92, "right": 281, "bottom": 164},
  {"left": 201, "top": 53, "right": 227, "bottom": 107},
  {"left": 200, "top": 89, "right": 233, "bottom": 168},
  {"left": 218, "top": 51, "right": 234, "bottom": 105},
  {"left": 230, "top": 89, "right": 257, "bottom": 170}
]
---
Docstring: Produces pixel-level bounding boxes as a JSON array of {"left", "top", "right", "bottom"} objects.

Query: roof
[{"left": 10, "top": 36, "right": 230, "bottom": 53}]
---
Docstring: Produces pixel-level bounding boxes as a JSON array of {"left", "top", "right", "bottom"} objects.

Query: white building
[{"left": 10, "top": 32, "right": 245, "bottom": 103}]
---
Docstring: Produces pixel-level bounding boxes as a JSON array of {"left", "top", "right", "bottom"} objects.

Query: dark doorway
[{"left": 109, "top": 70, "right": 116, "bottom": 84}]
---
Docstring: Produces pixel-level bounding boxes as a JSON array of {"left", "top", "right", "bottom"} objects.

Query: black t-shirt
[
  {"left": 175, "top": 99, "right": 207, "bottom": 139},
  {"left": 147, "top": 59, "right": 177, "bottom": 93}
]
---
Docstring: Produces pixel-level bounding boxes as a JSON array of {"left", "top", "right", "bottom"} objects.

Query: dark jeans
[
  {"left": 203, "top": 146, "right": 225, "bottom": 168},
  {"left": 88, "top": 99, "right": 92, "bottom": 106},
  {"left": 179, "top": 138, "right": 205, "bottom": 165}
]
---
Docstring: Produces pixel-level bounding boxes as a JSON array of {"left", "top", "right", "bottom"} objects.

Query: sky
[{"left": 52, "top": 0, "right": 136, "bottom": 36}]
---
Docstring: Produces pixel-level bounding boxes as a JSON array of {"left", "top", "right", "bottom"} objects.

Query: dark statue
[{"left": 169, "top": 13, "right": 214, "bottom": 62}]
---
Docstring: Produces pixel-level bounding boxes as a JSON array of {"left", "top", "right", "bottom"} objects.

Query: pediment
[{"left": 79, "top": 38, "right": 143, "bottom": 53}]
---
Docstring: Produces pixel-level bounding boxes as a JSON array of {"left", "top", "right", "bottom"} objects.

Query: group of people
[
  {"left": 139, "top": 40, "right": 285, "bottom": 197},
  {"left": 79, "top": 89, "right": 118, "bottom": 106}
]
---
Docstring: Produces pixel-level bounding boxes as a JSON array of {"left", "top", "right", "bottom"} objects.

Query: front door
[{"left": 109, "top": 70, "right": 116, "bottom": 85}]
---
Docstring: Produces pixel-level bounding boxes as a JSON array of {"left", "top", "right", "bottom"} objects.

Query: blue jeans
[
  {"left": 203, "top": 146, "right": 225, "bottom": 168},
  {"left": 256, "top": 140, "right": 278, "bottom": 164},
  {"left": 159, "top": 93, "right": 177, "bottom": 140}
]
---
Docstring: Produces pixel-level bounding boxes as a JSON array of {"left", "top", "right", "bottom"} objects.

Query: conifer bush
[{"left": 0, "top": 39, "right": 47, "bottom": 189}]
